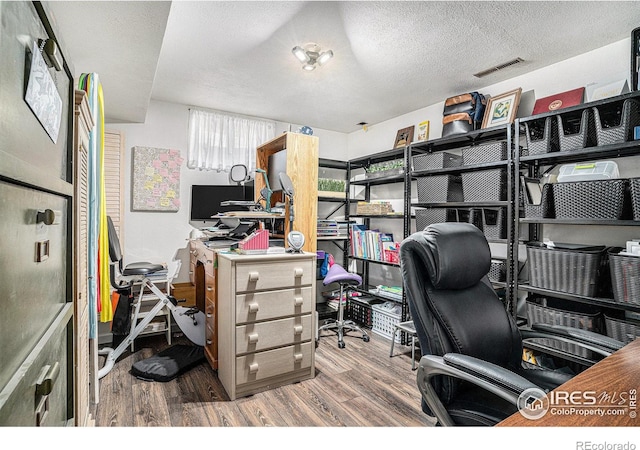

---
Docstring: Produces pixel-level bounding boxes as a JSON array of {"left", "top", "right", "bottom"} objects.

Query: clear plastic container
[{"left": 557, "top": 161, "right": 619, "bottom": 182}]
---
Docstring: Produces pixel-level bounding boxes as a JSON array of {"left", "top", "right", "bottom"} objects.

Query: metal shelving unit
[
  {"left": 408, "top": 123, "right": 516, "bottom": 313},
  {"left": 514, "top": 90, "right": 640, "bottom": 365},
  {"left": 346, "top": 147, "right": 410, "bottom": 337}
]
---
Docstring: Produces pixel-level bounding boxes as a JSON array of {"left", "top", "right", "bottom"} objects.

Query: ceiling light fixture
[{"left": 291, "top": 43, "right": 333, "bottom": 71}]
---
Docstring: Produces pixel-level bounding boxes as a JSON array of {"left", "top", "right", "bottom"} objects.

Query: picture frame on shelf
[
  {"left": 481, "top": 88, "right": 522, "bottom": 128},
  {"left": 393, "top": 125, "right": 414, "bottom": 148},
  {"left": 416, "top": 120, "right": 430, "bottom": 142}
]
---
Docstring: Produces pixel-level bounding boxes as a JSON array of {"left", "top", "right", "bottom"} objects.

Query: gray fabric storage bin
[
  {"left": 413, "top": 152, "right": 462, "bottom": 171},
  {"left": 416, "top": 175, "right": 463, "bottom": 203}
]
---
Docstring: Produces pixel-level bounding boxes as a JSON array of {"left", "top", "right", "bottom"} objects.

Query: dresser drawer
[
  {"left": 236, "top": 341, "right": 313, "bottom": 385},
  {"left": 0, "top": 181, "right": 69, "bottom": 390},
  {"left": 0, "top": 306, "right": 71, "bottom": 426},
  {"left": 204, "top": 272, "right": 216, "bottom": 302},
  {"left": 235, "top": 260, "right": 314, "bottom": 292},
  {"left": 236, "top": 314, "right": 312, "bottom": 354},
  {"left": 236, "top": 286, "right": 313, "bottom": 323}
]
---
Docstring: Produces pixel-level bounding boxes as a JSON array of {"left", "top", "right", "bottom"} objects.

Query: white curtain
[{"left": 187, "top": 108, "right": 276, "bottom": 172}]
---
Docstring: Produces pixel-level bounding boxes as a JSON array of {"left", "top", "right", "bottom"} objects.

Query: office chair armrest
[
  {"left": 521, "top": 324, "right": 624, "bottom": 357},
  {"left": 417, "top": 354, "right": 541, "bottom": 427}
]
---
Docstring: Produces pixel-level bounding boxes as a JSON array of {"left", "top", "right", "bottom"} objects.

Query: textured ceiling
[{"left": 47, "top": 1, "right": 640, "bottom": 133}]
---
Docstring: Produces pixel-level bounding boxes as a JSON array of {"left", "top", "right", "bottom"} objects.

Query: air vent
[{"left": 473, "top": 57, "right": 524, "bottom": 78}]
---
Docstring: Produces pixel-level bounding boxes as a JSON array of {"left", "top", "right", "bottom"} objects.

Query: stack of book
[
  {"left": 349, "top": 224, "right": 400, "bottom": 263},
  {"left": 370, "top": 285, "right": 403, "bottom": 301},
  {"left": 318, "top": 220, "right": 351, "bottom": 239}
]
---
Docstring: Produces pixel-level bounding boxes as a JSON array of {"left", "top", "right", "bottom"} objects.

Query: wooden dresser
[{"left": 217, "top": 251, "right": 316, "bottom": 400}]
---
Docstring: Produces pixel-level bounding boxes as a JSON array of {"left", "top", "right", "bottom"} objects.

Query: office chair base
[{"left": 318, "top": 319, "right": 370, "bottom": 348}]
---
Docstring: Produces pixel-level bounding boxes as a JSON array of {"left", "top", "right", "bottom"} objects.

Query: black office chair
[{"left": 399, "top": 222, "right": 624, "bottom": 426}]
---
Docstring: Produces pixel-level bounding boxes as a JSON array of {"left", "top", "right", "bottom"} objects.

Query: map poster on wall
[
  {"left": 24, "top": 41, "right": 63, "bottom": 144},
  {"left": 132, "top": 146, "right": 183, "bottom": 212}
]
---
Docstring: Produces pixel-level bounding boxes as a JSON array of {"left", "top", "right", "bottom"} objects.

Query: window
[{"left": 187, "top": 108, "right": 276, "bottom": 172}]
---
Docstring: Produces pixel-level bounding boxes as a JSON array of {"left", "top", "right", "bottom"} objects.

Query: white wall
[
  {"left": 346, "top": 38, "right": 631, "bottom": 159},
  {"left": 107, "top": 101, "right": 348, "bottom": 283}
]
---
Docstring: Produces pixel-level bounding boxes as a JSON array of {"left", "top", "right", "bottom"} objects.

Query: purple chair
[{"left": 317, "top": 264, "right": 370, "bottom": 348}]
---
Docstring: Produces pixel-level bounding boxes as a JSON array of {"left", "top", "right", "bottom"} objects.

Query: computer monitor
[{"left": 190, "top": 184, "right": 254, "bottom": 228}]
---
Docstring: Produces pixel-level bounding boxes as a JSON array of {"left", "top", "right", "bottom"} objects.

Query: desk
[
  {"left": 190, "top": 239, "right": 229, "bottom": 370},
  {"left": 498, "top": 338, "right": 640, "bottom": 426}
]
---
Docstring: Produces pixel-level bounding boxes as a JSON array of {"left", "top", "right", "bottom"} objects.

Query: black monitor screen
[{"left": 190, "top": 184, "right": 254, "bottom": 221}]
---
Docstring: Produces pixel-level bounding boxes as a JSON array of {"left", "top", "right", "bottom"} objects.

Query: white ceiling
[{"left": 47, "top": 1, "right": 640, "bottom": 133}]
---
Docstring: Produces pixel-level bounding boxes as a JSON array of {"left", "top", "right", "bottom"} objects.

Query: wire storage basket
[
  {"left": 489, "top": 259, "right": 507, "bottom": 282},
  {"left": 413, "top": 151, "right": 462, "bottom": 171},
  {"left": 552, "top": 179, "right": 627, "bottom": 219},
  {"left": 526, "top": 300, "right": 602, "bottom": 358},
  {"left": 371, "top": 302, "right": 402, "bottom": 343},
  {"left": 604, "top": 315, "right": 640, "bottom": 344},
  {"left": 526, "top": 242, "right": 607, "bottom": 297},
  {"left": 458, "top": 208, "right": 484, "bottom": 231},
  {"left": 609, "top": 251, "right": 640, "bottom": 306},
  {"left": 462, "top": 169, "right": 507, "bottom": 202},
  {"left": 462, "top": 141, "right": 508, "bottom": 165},
  {"left": 346, "top": 298, "right": 374, "bottom": 327},
  {"left": 480, "top": 207, "right": 507, "bottom": 240},
  {"left": 628, "top": 177, "right": 640, "bottom": 220},
  {"left": 415, "top": 208, "right": 457, "bottom": 231},
  {"left": 557, "top": 108, "right": 597, "bottom": 151},
  {"left": 592, "top": 98, "right": 640, "bottom": 146},
  {"left": 522, "top": 182, "right": 554, "bottom": 218},
  {"left": 524, "top": 116, "right": 559, "bottom": 155},
  {"left": 417, "top": 174, "right": 463, "bottom": 203}
]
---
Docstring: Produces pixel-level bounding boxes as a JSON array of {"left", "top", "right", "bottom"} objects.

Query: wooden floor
[{"left": 94, "top": 329, "right": 436, "bottom": 427}]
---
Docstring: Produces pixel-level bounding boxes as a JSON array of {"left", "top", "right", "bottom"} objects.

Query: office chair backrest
[
  {"left": 107, "top": 216, "right": 126, "bottom": 290},
  {"left": 400, "top": 222, "right": 522, "bottom": 406},
  {"left": 107, "top": 216, "right": 122, "bottom": 265}
]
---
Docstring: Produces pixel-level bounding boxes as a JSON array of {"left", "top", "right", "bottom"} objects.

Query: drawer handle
[
  {"left": 293, "top": 325, "right": 303, "bottom": 335},
  {"left": 293, "top": 297, "right": 303, "bottom": 306},
  {"left": 206, "top": 339, "right": 212, "bottom": 345},
  {"left": 294, "top": 268, "right": 304, "bottom": 277},
  {"left": 36, "top": 362, "right": 60, "bottom": 396},
  {"left": 293, "top": 353, "right": 303, "bottom": 362},
  {"left": 249, "top": 362, "right": 259, "bottom": 373},
  {"left": 207, "top": 286, "right": 213, "bottom": 292},
  {"left": 248, "top": 303, "right": 259, "bottom": 313},
  {"left": 206, "top": 313, "right": 212, "bottom": 318},
  {"left": 248, "top": 333, "right": 259, "bottom": 343},
  {"left": 188, "top": 271, "right": 194, "bottom": 275},
  {"left": 36, "top": 209, "right": 56, "bottom": 225},
  {"left": 249, "top": 271, "right": 260, "bottom": 282}
]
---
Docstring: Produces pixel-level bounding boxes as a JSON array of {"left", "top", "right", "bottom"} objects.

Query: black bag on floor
[{"left": 131, "top": 344, "right": 205, "bottom": 382}]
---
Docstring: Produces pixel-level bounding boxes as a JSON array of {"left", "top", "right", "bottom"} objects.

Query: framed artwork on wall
[
  {"left": 481, "top": 88, "right": 522, "bottom": 128},
  {"left": 132, "top": 146, "right": 183, "bottom": 212},
  {"left": 394, "top": 125, "right": 415, "bottom": 148}
]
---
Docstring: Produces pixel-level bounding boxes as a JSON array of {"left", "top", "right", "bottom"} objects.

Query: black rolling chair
[
  {"left": 399, "top": 222, "right": 624, "bottom": 426},
  {"left": 317, "top": 263, "right": 370, "bottom": 348}
]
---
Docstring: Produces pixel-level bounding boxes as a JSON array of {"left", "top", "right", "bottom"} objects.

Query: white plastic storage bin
[{"left": 557, "top": 161, "right": 619, "bottom": 183}]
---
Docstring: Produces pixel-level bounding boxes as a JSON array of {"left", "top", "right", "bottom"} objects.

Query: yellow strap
[{"left": 97, "top": 82, "right": 113, "bottom": 322}]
